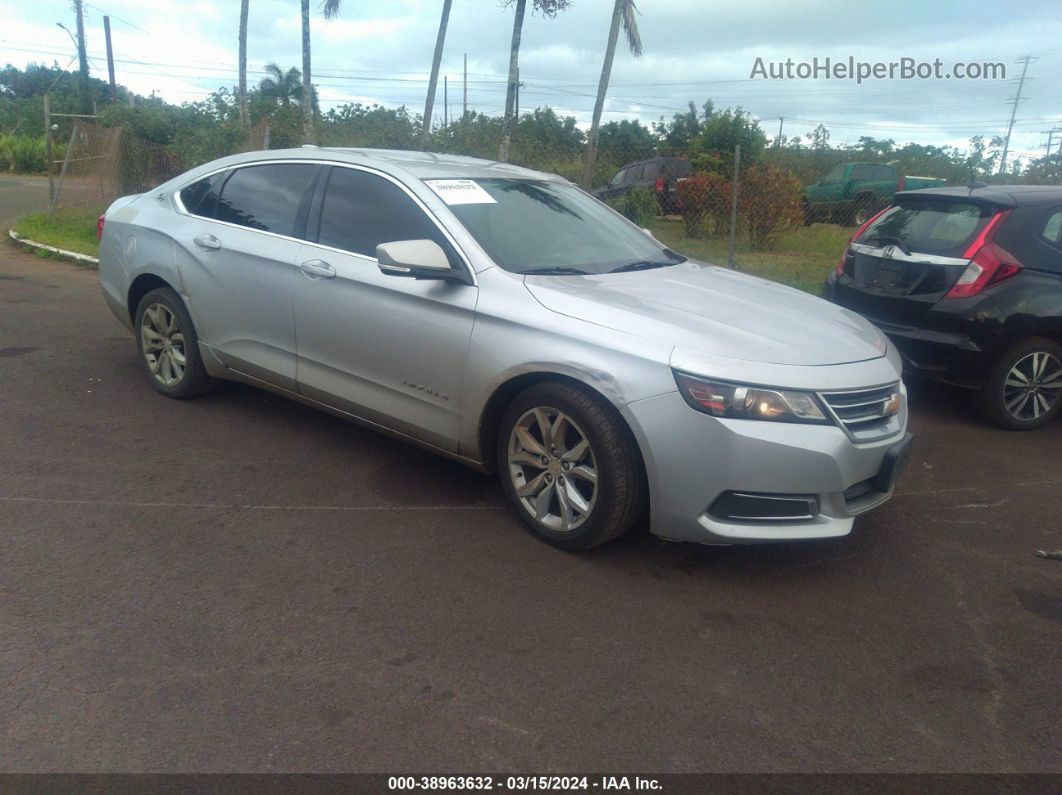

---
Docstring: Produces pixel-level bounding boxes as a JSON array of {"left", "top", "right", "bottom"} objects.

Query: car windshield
[{"left": 428, "top": 178, "right": 685, "bottom": 275}]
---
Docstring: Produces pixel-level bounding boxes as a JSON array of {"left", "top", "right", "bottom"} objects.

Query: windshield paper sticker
[{"left": 425, "top": 179, "right": 497, "bottom": 205}]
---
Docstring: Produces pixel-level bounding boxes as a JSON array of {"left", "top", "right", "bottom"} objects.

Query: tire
[
  {"left": 977, "top": 337, "right": 1062, "bottom": 430},
  {"left": 134, "top": 287, "right": 217, "bottom": 399},
  {"left": 497, "top": 381, "right": 646, "bottom": 551},
  {"left": 851, "top": 200, "right": 875, "bottom": 227}
]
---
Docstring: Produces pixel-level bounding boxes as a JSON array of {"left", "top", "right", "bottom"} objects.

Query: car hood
[{"left": 524, "top": 261, "right": 888, "bottom": 366}]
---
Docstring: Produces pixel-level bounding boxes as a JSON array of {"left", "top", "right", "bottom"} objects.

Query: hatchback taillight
[
  {"left": 654, "top": 177, "right": 665, "bottom": 192},
  {"left": 836, "top": 206, "right": 891, "bottom": 276},
  {"left": 944, "top": 211, "right": 1021, "bottom": 299},
  {"left": 96, "top": 214, "right": 105, "bottom": 241}
]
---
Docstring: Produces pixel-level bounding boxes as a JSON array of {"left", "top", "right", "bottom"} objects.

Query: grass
[
  {"left": 11, "top": 206, "right": 103, "bottom": 258},
  {"left": 649, "top": 218, "right": 852, "bottom": 294}
]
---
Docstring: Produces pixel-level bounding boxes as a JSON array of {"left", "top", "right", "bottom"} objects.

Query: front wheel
[
  {"left": 977, "top": 338, "right": 1062, "bottom": 430},
  {"left": 851, "top": 201, "right": 875, "bottom": 227},
  {"left": 497, "top": 381, "right": 646, "bottom": 550}
]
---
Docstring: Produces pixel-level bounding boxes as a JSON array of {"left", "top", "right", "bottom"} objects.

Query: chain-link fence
[{"left": 47, "top": 118, "right": 847, "bottom": 273}]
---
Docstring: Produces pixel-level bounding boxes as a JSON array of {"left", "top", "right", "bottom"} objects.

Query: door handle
[
  {"left": 299, "top": 259, "right": 336, "bottom": 279},
  {"left": 194, "top": 234, "right": 221, "bottom": 251}
]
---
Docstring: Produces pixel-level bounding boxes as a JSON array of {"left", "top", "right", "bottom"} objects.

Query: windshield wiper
[
  {"left": 519, "top": 266, "right": 593, "bottom": 275},
  {"left": 608, "top": 260, "right": 678, "bottom": 274},
  {"left": 862, "top": 234, "right": 912, "bottom": 256}
]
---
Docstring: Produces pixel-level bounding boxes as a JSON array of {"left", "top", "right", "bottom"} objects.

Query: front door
[{"left": 293, "top": 166, "right": 478, "bottom": 452}]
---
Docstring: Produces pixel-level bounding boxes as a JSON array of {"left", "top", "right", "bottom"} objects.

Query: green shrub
[
  {"left": 737, "top": 164, "right": 805, "bottom": 250},
  {"left": 675, "top": 172, "right": 731, "bottom": 238},
  {"left": 0, "top": 135, "right": 47, "bottom": 173},
  {"left": 611, "top": 187, "right": 659, "bottom": 226}
]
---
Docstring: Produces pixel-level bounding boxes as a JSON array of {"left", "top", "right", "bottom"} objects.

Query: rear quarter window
[
  {"left": 862, "top": 200, "right": 990, "bottom": 257},
  {"left": 1042, "top": 210, "right": 1062, "bottom": 244},
  {"left": 179, "top": 173, "right": 223, "bottom": 218}
]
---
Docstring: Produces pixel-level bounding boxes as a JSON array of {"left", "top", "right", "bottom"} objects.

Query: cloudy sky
[{"left": 3, "top": 0, "right": 1062, "bottom": 163}]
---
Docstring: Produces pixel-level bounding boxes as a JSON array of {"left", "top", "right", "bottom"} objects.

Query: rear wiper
[
  {"left": 862, "top": 235, "right": 912, "bottom": 256},
  {"left": 519, "top": 266, "right": 592, "bottom": 276},
  {"left": 608, "top": 260, "right": 677, "bottom": 274}
]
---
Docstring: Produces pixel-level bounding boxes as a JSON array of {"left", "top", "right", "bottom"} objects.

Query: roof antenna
[{"left": 967, "top": 164, "right": 987, "bottom": 193}]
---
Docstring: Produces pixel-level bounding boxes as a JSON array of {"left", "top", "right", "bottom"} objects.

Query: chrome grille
[{"left": 820, "top": 383, "right": 903, "bottom": 442}]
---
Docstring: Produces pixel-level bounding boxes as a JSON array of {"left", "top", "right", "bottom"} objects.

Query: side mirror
[{"left": 376, "top": 239, "right": 466, "bottom": 283}]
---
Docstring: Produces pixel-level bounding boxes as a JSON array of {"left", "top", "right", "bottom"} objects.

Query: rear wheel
[
  {"left": 135, "top": 287, "right": 216, "bottom": 399},
  {"left": 977, "top": 338, "right": 1062, "bottom": 430},
  {"left": 497, "top": 381, "right": 646, "bottom": 551}
]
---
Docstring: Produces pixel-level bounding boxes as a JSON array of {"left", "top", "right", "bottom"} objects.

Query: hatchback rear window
[{"left": 859, "top": 199, "right": 993, "bottom": 258}]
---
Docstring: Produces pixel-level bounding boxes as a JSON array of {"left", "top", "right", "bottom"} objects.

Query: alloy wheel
[
  {"left": 1003, "top": 351, "right": 1062, "bottom": 422},
  {"left": 140, "top": 303, "right": 187, "bottom": 387},
  {"left": 507, "top": 406, "right": 598, "bottom": 533}
]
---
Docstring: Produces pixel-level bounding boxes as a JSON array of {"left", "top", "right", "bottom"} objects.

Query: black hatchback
[{"left": 824, "top": 185, "right": 1062, "bottom": 430}]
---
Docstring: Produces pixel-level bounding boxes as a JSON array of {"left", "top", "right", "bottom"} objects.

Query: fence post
[
  {"left": 44, "top": 95, "right": 54, "bottom": 206},
  {"left": 50, "top": 122, "right": 79, "bottom": 212},
  {"left": 727, "top": 143, "right": 741, "bottom": 269}
]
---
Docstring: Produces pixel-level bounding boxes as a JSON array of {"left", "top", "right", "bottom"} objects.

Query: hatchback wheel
[
  {"left": 978, "top": 338, "right": 1062, "bottom": 430},
  {"left": 135, "top": 287, "right": 216, "bottom": 399},
  {"left": 497, "top": 381, "right": 645, "bottom": 550}
]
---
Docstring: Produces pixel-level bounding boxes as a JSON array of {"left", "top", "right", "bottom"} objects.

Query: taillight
[
  {"left": 944, "top": 211, "right": 1021, "bottom": 299},
  {"left": 836, "top": 205, "right": 891, "bottom": 277},
  {"left": 655, "top": 178, "right": 665, "bottom": 191},
  {"left": 897, "top": 177, "right": 906, "bottom": 191},
  {"left": 96, "top": 214, "right": 105, "bottom": 241}
]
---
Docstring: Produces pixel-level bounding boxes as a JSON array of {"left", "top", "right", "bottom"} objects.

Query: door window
[
  {"left": 215, "top": 163, "right": 319, "bottom": 236},
  {"left": 316, "top": 167, "right": 456, "bottom": 263},
  {"left": 821, "top": 164, "right": 846, "bottom": 183}
]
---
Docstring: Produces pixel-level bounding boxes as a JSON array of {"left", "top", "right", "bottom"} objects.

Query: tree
[
  {"left": 581, "top": 0, "right": 642, "bottom": 188},
  {"left": 300, "top": 0, "right": 313, "bottom": 142},
  {"left": 421, "top": 0, "right": 453, "bottom": 150},
  {"left": 497, "top": 0, "right": 571, "bottom": 162},
  {"left": 259, "top": 63, "right": 302, "bottom": 107},
  {"left": 238, "top": 0, "right": 250, "bottom": 129}
]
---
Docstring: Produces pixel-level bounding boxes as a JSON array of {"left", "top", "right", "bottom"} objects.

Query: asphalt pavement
[{"left": 0, "top": 184, "right": 1059, "bottom": 773}]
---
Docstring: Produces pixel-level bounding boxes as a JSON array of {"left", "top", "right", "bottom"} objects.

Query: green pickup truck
[{"left": 803, "top": 162, "right": 947, "bottom": 226}]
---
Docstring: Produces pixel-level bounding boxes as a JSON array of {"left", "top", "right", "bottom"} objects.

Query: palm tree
[
  {"left": 238, "top": 0, "right": 250, "bottom": 129},
  {"left": 300, "top": 0, "right": 314, "bottom": 143},
  {"left": 420, "top": 0, "right": 454, "bottom": 151},
  {"left": 581, "top": 0, "right": 642, "bottom": 188},
  {"left": 498, "top": 0, "right": 571, "bottom": 162},
  {"left": 259, "top": 63, "right": 303, "bottom": 107}
]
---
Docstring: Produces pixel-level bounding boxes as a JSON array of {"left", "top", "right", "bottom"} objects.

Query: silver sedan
[{"left": 98, "top": 148, "right": 912, "bottom": 550}]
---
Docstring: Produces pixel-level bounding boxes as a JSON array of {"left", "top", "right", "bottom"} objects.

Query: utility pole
[
  {"left": 1047, "top": 129, "right": 1056, "bottom": 160},
  {"left": 73, "top": 0, "right": 91, "bottom": 114},
  {"left": 515, "top": 66, "right": 520, "bottom": 119},
  {"left": 775, "top": 117, "right": 784, "bottom": 148},
  {"left": 463, "top": 53, "right": 467, "bottom": 118},
  {"left": 444, "top": 76, "right": 448, "bottom": 127},
  {"left": 999, "top": 55, "right": 1035, "bottom": 176},
  {"left": 103, "top": 16, "right": 117, "bottom": 102}
]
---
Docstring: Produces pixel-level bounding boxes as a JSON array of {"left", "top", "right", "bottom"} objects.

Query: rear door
[
  {"left": 174, "top": 162, "right": 321, "bottom": 391},
  {"left": 834, "top": 196, "right": 1000, "bottom": 325},
  {"left": 292, "top": 165, "right": 477, "bottom": 452}
]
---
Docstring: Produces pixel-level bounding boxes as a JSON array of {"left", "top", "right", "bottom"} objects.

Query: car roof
[
  {"left": 895, "top": 184, "right": 1062, "bottom": 208},
  {"left": 190, "top": 146, "right": 564, "bottom": 183}
]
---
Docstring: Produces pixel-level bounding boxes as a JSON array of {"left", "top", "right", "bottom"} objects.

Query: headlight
[{"left": 673, "top": 371, "right": 829, "bottom": 424}]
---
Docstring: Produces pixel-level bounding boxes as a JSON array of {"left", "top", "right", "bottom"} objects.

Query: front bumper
[{"left": 621, "top": 390, "right": 910, "bottom": 544}]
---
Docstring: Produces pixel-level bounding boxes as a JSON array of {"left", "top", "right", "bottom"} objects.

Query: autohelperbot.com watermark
[{"left": 750, "top": 56, "right": 1006, "bottom": 83}]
